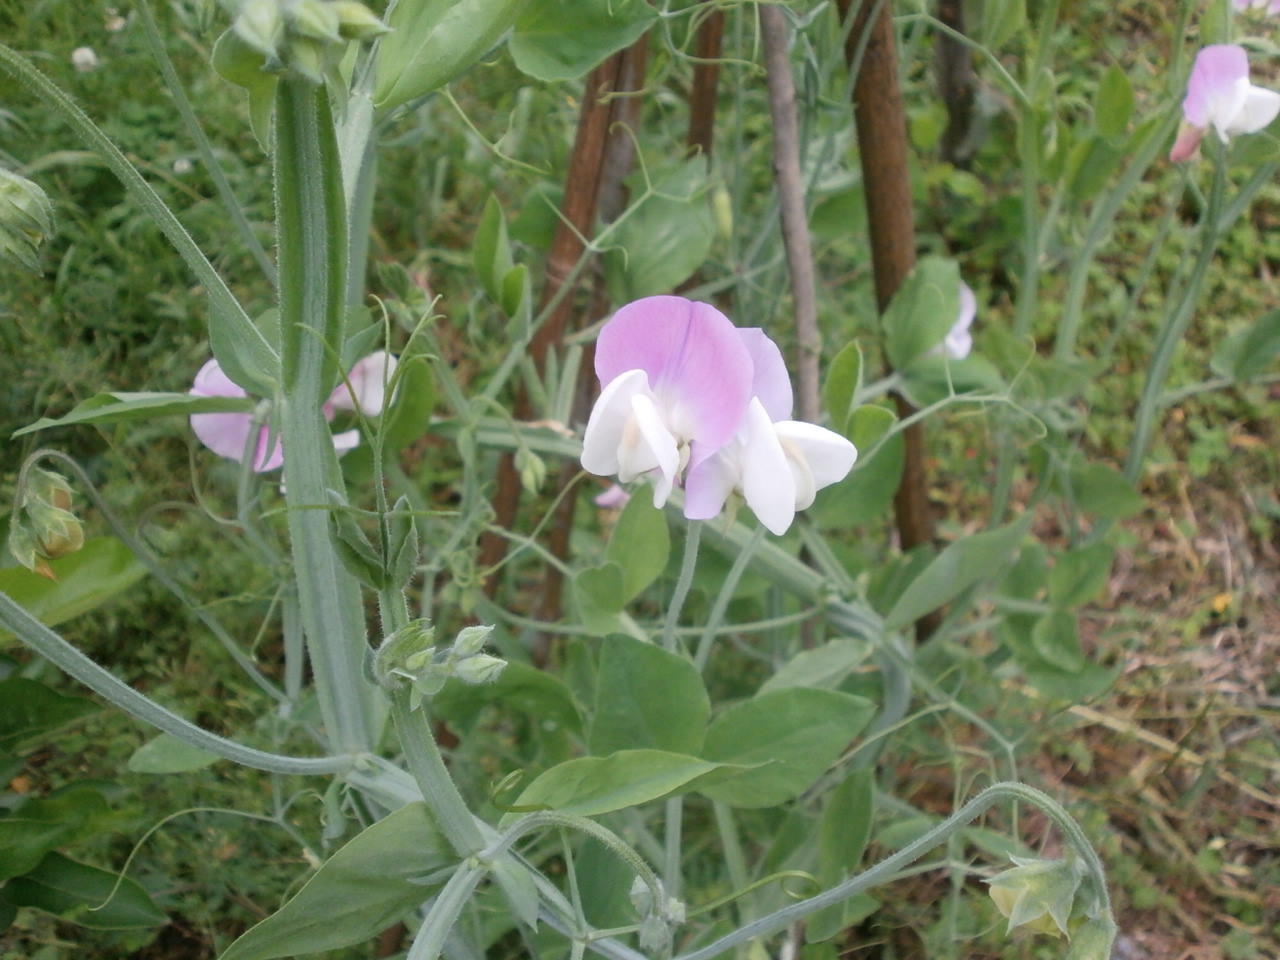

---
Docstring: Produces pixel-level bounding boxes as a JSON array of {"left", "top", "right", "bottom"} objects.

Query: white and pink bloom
[
  {"left": 1170, "top": 45, "right": 1280, "bottom": 162},
  {"left": 581, "top": 296, "right": 856, "bottom": 535},
  {"left": 189, "top": 351, "right": 396, "bottom": 471},
  {"left": 1233, "top": 0, "right": 1280, "bottom": 15}
]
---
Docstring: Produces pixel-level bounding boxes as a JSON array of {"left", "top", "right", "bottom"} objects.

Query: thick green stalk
[
  {"left": 0, "top": 592, "right": 353, "bottom": 776},
  {"left": 275, "top": 77, "right": 376, "bottom": 753}
]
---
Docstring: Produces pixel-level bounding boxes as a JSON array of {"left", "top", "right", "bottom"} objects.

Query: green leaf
[
  {"left": 1032, "top": 609, "right": 1085, "bottom": 673},
  {"left": 589, "top": 636, "right": 709, "bottom": 756},
  {"left": 981, "top": 0, "right": 1026, "bottom": 50},
  {"left": 474, "top": 194, "right": 515, "bottom": 306},
  {"left": 883, "top": 256, "right": 959, "bottom": 369},
  {"left": 604, "top": 495, "right": 670, "bottom": 602},
  {"left": 128, "top": 733, "right": 220, "bottom": 774},
  {"left": 221, "top": 802, "right": 449, "bottom": 960},
  {"left": 4, "top": 852, "right": 167, "bottom": 930},
  {"left": 509, "top": 0, "right": 657, "bottom": 81},
  {"left": 808, "top": 770, "right": 875, "bottom": 941},
  {"left": 823, "top": 341, "right": 863, "bottom": 433},
  {"left": 0, "top": 788, "right": 112, "bottom": 883},
  {"left": 375, "top": 0, "right": 528, "bottom": 110},
  {"left": 1211, "top": 307, "right": 1280, "bottom": 382},
  {"left": 573, "top": 562, "right": 626, "bottom": 635},
  {"left": 381, "top": 357, "right": 436, "bottom": 454},
  {"left": 503, "top": 749, "right": 748, "bottom": 821},
  {"left": 758, "top": 640, "right": 872, "bottom": 696},
  {"left": 698, "top": 689, "right": 875, "bottom": 809},
  {"left": 1049, "top": 543, "right": 1114, "bottom": 608},
  {"left": 12, "top": 392, "right": 254, "bottom": 437},
  {"left": 0, "top": 538, "right": 147, "bottom": 634},
  {"left": 500, "top": 263, "right": 530, "bottom": 321},
  {"left": 1065, "top": 134, "right": 1124, "bottom": 203},
  {"left": 0, "top": 677, "right": 98, "bottom": 753},
  {"left": 432, "top": 659, "right": 583, "bottom": 735},
  {"left": 809, "top": 407, "right": 902, "bottom": 529},
  {"left": 1063, "top": 463, "right": 1145, "bottom": 519},
  {"left": 885, "top": 517, "right": 1030, "bottom": 632},
  {"left": 212, "top": 28, "right": 278, "bottom": 150},
  {"left": 603, "top": 159, "right": 715, "bottom": 302},
  {"left": 898, "top": 354, "right": 1006, "bottom": 409},
  {"left": 1095, "top": 65, "right": 1134, "bottom": 142}
]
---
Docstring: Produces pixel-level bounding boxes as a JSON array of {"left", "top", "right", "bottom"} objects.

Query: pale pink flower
[{"left": 1170, "top": 45, "right": 1280, "bottom": 162}]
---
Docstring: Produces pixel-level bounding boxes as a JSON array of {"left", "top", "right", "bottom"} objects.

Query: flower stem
[{"left": 662, "top": 520, "right": 702, "bottom": 653}]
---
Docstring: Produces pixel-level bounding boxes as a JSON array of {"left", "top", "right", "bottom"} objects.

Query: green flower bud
[
  {"left": 516, "top": 447, "right": 546, "bottom": 494},
  {"left": 453, "top": 654, "right": 506, "bottom": 685},
  {"left": 234, "top": 0, "right": 283, "bottom": 58},
  {"left": 287, "top": 0, "right": 342, "bottom": 42},
  {"left": 372, "top": 619, "right": 436, "bottom": 689},
  {"left": 8, "top": 468, "right": 84, "bottom": 579},
  {"left": 452, "top": 624, "right": 494, "bottom": 658},
  {"left": 986, "top": 855, "right": 1086, "bottom": 939},
  {"left": 1064, "top": 916, "right": 1116, "bottom": 959},
  {"left": 332, "top": 0, "right": 390, "bottom": 40},
  {"left": 0, "top": 168, "right": 55, "bottom": 273}
]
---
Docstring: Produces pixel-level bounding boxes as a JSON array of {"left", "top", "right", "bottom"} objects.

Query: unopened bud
[
  {"left": 986, "top": 855, "right": 1085, "bottom": 938},
  {"left": 233, "top": 0, "right": 283, "bottom": 57},
  {"left": 516, "top": 447, "right": 546, "bottom": 494},
  {"left": 0, "top": 168, "right": 55, "bottom": 274},
  {"left": 452, "top": 624, "right": 494, "bottom": 658},
  {"left": 287, "top": 0, "right": 342, "bottom": 42},
  {"left": 453, "top": 654, "right": 506, "bottom": 685},
  {"left": 332, "top": 0, "right": 390, "bottom": 40},
  {"left": 372, "top": 619, "right": 436, "bottom": 689}
]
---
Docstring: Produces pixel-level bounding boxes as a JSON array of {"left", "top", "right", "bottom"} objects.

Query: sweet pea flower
[
  {"left": 683, "top": 329, "right": 857, "bottom": 535},
  {"left": 582, "top": 296, "right": 857, "bottom": 535},
  {"left": 581, "top": 297, "right": 755, "bottom": 508},
  {"left": 1170, "top": 45, "right": 1280, "bottom": 162},
  {"left": 943, "top": 281, "right": 977, "bottom": 360},
  {"left": 1234, "top": 0, "right": 1280, "bottom": 15},
  {"left": 189, "top": 351, "right": 396, "bottom": 471}
]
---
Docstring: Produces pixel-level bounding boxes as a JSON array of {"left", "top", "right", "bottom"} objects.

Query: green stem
[
  {"left": 274, "top": 77, "right": 376, "bottom": 754},
  {"left": 405, "top": 861, "right": 488, "bottom": 960},
  {"left": 0, "top": 42, "right": 277, "bottom": 390},
  {"left": 694, "top": 524, "right": 765, "bottom": 672},
  {"left": 390, "top": 688, "right": 486, "bottom": 857},
  {"left": 662, "top": 520, "right": 702, "bottom": 652},
  {"left": 671, "top": 781, "right": 1114, "bottom": 960},
  {"left": 0, "top": 591, "right": 353, "bottom": 775}
]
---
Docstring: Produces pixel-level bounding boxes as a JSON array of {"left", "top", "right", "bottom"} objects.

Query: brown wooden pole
[
  {"left": 838, "top": 0, "right": 938, "bottom": 595},
  {"left": 687, "top": 6, "right": 725, "bottom": 159}
]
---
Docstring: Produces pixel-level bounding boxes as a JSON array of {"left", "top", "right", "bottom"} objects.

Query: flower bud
[
  {"left": 372, "top": 619, "right": 436, "bottom": 689},
  {"left": 452, "top": 624, "right": 494, "bottom": 658},
  {"left": 453, "top": 654, "right": 506, "bottom": 685},
  {"left": 0, "top": 168, "right": 55, "bottom": 274},
  {"left": 986, "top": 855, "right": 1086, "bottom": 939},
  {"left": 233, "top": 0, "right": 283, "bottom": 58},
  {"left": 516, "top": 447, "right": 546, "bottom": 494},
  {"left": 332, "top": 0, "right": 390, "bottom": 40},
  {"left": 8, "top": 468, "right": 84, "bottom": 579},
  {"left": 287, "top": 0, "right": 342, "bottom": 42}
]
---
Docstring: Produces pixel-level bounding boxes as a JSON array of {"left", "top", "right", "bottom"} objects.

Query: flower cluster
[
  {"left": 581, "top": 297, "right": 857, "bottom": 535},
  {"left": 1170, "top": 45, "right": 1280, "bottom": 162},
  {"left": 190, "top": 351, "right": 396, "bottom": 471}
]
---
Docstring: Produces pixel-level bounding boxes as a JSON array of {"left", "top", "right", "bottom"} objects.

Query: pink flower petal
[
  {"left": 330, "top": 351, "right": 398, "bottom": 415},
  {"left": 1169, "top": 124, "right": 1204, "bottom": 163},
  {"left": 1183, "top": 46, "right": 1249, "bottom": 130},
  {"left": 738, "top": 328, "right": 793, "bottom": 421},
  {"left": 594, "top": 296, "right": 754, "bottom": 450}
]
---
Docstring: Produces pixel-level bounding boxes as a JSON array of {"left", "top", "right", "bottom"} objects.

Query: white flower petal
[
  {"left": 1229, "top": 84, "right": 1280, "bottom": 136},
  {"left": 582, "top": 369, "right": 651, "bottom": 476},
  {"left": 740, "top": 400, "right": 797, "bottom": 535},
  {"left": 625, "top": 392, "right": 681, "bottom": 505},
  {"left": 773, "top": 421, "right": 858, "bottom": 508}
]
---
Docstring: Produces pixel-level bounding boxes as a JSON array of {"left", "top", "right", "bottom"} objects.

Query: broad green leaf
[
  {"left": 699, "top": 689, "right": 875, "bottom": 809},
  {"left": 0, "top": 788, "right": 112, "bottom": 883},
  {"left": 573, "top": 562, "right": 626, "bottom": 635},
  {"left": 1000, "top": 613, "right": 1120, "bottom": 700},
  {"left": 221, "top": 802, "right": 449, "bottom": 960},
  {"left": 885, "top": 517, "right": 1030, "bottom": 632},
  {"left": 823, "top": 341, "right": 863, "bottom": 433},
  {"left": 1095, "top": 65, "right": 1134, "bottom": 141},
  {"left": 981, "top": 0, "right": 1026, "bottom": 50},
  {"left": 0, "top": 677, "right": 98, "bottom": 753},
  {"left": 758, "top": 640, "right": 872, "bottom": 695},
  {"left": 509, "top": 0, "right": 657, "bottom": 82},
  {"left": 603, "top": 495, "right": 670, "bottom": 602},
  {"left": 492, "top": 858, "right": 539, "bottom": 928},
  {"left": 13, "top": 392, "right": 254, "bottom": 437},
  {"left": 809, "top": 409, "right": 902, "bottom": 529},
  {"left": 603, "top": 159, "right": 714, "bottom": 302},
  {"left": 4, "top": 852, "right": 166, "bottom": 930},
  {"left": 1031, "top": 609, "right": 1085, "bottom": 673},
  {"left": 898, "top": 354, "right": 1006, "bottom": 409},
  {"left": 1064, "top": 463, "right": 1145, "bottom": 519},
  {"left": 500, "top": 264, "right": 530, "bottom": 321},
  {"left": 474, "top": 194, "right": 515, "bottom": 306},
  {"left": 1048, "top": 543, "right": 1114, "bottom": 608},
  {"left": 1211, "top": 307, "right": 1280, "bottom": 382},
  {"left": 503, "top": 750, "right": 748, "bottom": 821},
  {"left": 808, "top": 770, "right": 875, "bottom": 941},
  {"left": 883, "top": 256, "right": 960, "bottom": 370},
  {"left": 1065, "top": 134, "right": 1124, "bottom": 202},
  {"left": 375, "top": 0, "right": 527, "bottom": 110},
  {"left": 128, "top": 733, "right": 220, "bottom": 774},
  {"left": 589, "top": 636, "right": 709, "bottom": 756},
  {"left": 846, "top": 404, "right": 897, "bottom": 450},
  {"left": 207, "top": 298, "right": 279, "bottom": 398},
  {"left": 381, "top": 357, "right": 436, "bottom": 454},
  {"left": 432, "top": 659, "right": 583, "bottom": 735},
  {"left": 0, "top": 538, "right": 147, "bottom": 634},
  {"left": 576, "top": 837, "right": 638, "bottom": 929}
]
